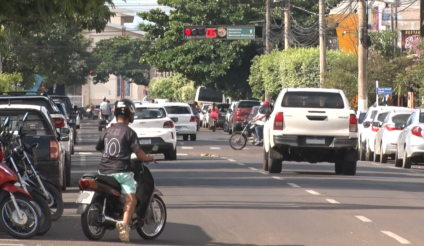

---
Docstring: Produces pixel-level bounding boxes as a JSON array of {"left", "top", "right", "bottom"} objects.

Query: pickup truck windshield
[
  {"left": 0, "top": 111, "right": 53, "bottom": 136},
  {"left": 282, "top": 92, "right": 344, "bottom": 109}
]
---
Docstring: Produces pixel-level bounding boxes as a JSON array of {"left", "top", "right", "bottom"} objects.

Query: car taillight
[
  {"left": 274, "top": 112, "right": 284, "bottom": 130},
  {"left": 371, "top": 125, "right": 380, "bottom": 132},
  {"left": 94, "top": 108, "right": 98, "bottom": 111},
  {"left": 163, "top": 121, "right": 174, "bottom": 128},
  {"left": 412, "top": 126, "right": 422, "bottom": 137},
  {"left": 349, "top": 114, "right": 357, "bottom": 132},
  {"left": 190, "top": 116, "right": 196, "bottom": 122},
  {"left": 53, "top": 118, "right": 65, "bottom": 128},
  {"left": 50, "top": 140, "right": 59, "bottom": 159},
  {"left": 79, "top": 179, "right": 98, "bottom": 190},
  {"left": 235, "top": 109, "right": 241, "bottom": 115},
  {"left": 385, "top": 124, "right": 402, "bottom": 131}
]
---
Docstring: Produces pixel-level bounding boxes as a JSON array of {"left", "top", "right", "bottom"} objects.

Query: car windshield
[
  {"left": 134, "top": 108, "right": 166, "bottom": 119},
  {"left": 55, "top": 103, "right": 68, "bottom": 117},
  {"left": 392, "top": 114, "right": 411, "bottom": 124},
  {"left": 358, "top": 112, "right": 367, "bottom": 124},
  {"left": 165, "top": 106, "right": 191, "bottom": 114},
  {"left": 238, "top": 101, "right": 261, "bottom": 108},
  {"left": 282, "top": 92, "right": 344, "bottom": 108}
]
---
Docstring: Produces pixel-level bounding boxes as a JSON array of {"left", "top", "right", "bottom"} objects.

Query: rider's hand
[{"left": 148, "top": 156, "right": 155, "bottom": 162}]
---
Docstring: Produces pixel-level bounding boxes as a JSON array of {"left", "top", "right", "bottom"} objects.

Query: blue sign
[
  {"left": 27, "top": 74, "right": 43, "bottom": 93},
  {"left": 377, "top": 87, "right": 392, "bottom": 95}
]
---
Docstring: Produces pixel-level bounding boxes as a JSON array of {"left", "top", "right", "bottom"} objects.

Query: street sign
[
  {"left": 227, "top": 26, "right": 255, "bottom": 40},
  {"left": 377, "top": 87, "right": 392, "bottom": 95}
]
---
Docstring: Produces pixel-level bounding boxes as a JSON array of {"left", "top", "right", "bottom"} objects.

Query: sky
[{"left": 112, "top": 0, "right": 172, "bottom": 28}]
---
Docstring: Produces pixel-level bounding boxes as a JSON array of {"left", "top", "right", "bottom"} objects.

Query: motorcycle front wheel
[
  {"left": 137, "top": 195, "right": 167, "bottom": 240},
  {"left": 42, "top": 182, "right": 64, "bottom": 221},
  {"left": 0, "top": 193, "right": 40, "bottom": 239},
  {"left": 229, "top": 133, "right": 247, "bottom": 150},
  {"left": 31, "top": 192, "right": 52, "bottom": 236}
]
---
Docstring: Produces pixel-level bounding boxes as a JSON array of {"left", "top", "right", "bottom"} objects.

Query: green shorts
[{"left": 99, "top": 171, "right": 136, "bottom": 194}]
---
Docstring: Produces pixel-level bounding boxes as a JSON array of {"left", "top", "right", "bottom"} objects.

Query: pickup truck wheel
[
  {"left": 342, "top": 161, "right": 357, "bottom": 175},
  {"left": 335, "top": 161, "right": 343, "bottom": 174},
  {"left": 394, "top": 148, "right": 402, "bottom": 167},
  {"left": 183, "top": 135, "right": 189, "bottom": 141},
  {"left": 190, "top": 134, "right": 197, "bottom": 141},
  {"left": 268, "top": 157, "right": 282, "bottom": 174},
  {"left": 403, "top": 149, "right": 412, "bottom": 169},
  {"left": 263, "top": 148, "right": 269, "bottom": 171},
  {"left": 380, "top": 142, "right": 388, "bottom": 163}
]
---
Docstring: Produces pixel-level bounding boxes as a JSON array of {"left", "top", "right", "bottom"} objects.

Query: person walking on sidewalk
[{"left": 100, "top": 96, "right": 112, "bottom": 121}]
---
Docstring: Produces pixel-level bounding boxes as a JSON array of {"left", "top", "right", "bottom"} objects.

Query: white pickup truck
[{"left": 263, "top": 88, "right": 359, "bottom": 175}]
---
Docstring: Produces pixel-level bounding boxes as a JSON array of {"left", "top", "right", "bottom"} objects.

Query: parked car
[
  {"left": 162, "top": 102, "right": 197, "bottom": 141},
  {"left": 0, "top": 105, "right": 68, "bottom": 191},
  {"left": 223, "top": 101, "right": 239, "bottom": 132},
  {"left": 374, "top": 108, "right": 414, "bottom": 163},
  {"left": 106, "top": 104, "right": 177, "bottom": 160},
  {"left": 54, "top": 100, "right": 75, "bottom": 155},
  {"left": 395, "top": 108, "right": 424, "bottom": 168},
  {"left": 215, "top": 103, "right": 230, "bottom": 128},
  {"left": 227, "top": 100, "right": 261, "bottom": 134},
  {"left": 49, "top": 95, "right": 78, "bottom": 142}
]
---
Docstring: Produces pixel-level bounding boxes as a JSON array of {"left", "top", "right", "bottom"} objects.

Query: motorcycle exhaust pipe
[{"left": 100, "top": 215, "right": 120, "bottom": 225}]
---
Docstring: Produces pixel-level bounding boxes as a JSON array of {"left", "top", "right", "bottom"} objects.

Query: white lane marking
[
  {"left": 355, "top": 215, "right": 372, "bottom": 222},
  {"left": 305, "top": 190, "right": 320, "bottom": 195},
  {"left": 210, "top": 147, "right": 221, "bottom": 149},
  {"left": 287, "top": 183, "right": 300, "bottom": 188},
  {"left": 326, "top": 199, "right": 340, "bottom": 204},
  {"left": 248, "top": 167, "right": 258, "bottom": 171},
  {"left": 177, "top": 153, "right": 188, "bottom": 156},
  {"left": 372, "top": 163, "right": 380, "bottom": 166},
  {"left": 381, "top": 231, "right": 411, "bottom": 244},
  {"left": 0, "top": 244, "right": 25, "bottom": 246},
  {"left": 181, "top": 146, "right": 193, "bottom": 149},
  {"left": 227, "top": 159, "right": 236, "bottom": 162},
  {"left": 237, "top": 163, "right": 245, "bottom": 166},
  {"left": 77, "top": 152, "right": 93, "bottom": 155},
  {"left": 272, "top": 176, "right": 283, "bottom": 180},
  {"left": 259, "top": 171, "right": 268, "bottom": 175}
]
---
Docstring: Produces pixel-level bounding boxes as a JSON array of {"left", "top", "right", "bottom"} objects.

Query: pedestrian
[
  {"left": 100, "top": 96, "right": 111, "bottom": 121},
  {"left": 90, "top": 103, "right": 95, "bottom": 119}
]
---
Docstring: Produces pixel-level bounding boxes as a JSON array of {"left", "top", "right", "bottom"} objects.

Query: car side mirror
[
  {"left": 372, "top": 122, "right": 382, "bottom": 128},
  {"left": 395, "top": 123, "right": 405, "bottom": 129},
  {"left": 363, "top": 121, "right": 371, "bottom": 127},
  {"left": 59, "top": 133, "right": 69, "bottom": 141}
]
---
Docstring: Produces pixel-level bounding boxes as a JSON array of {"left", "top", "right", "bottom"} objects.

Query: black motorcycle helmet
[{"left": 114, "top": 99, "right": 136, "bottom": 123}]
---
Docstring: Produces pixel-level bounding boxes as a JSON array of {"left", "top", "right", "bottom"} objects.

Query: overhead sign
[
  {"left": 377, "top": 87, "right": 392, "bottom": 95},
  {"left": 227, "top": 26, "right": 255, "bottom": 40}
]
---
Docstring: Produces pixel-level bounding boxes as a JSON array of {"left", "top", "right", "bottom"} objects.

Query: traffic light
[
  {"left": 183, "top": 25, "right": 261, "bottom": 40},
  {"left": 184, "top": 26, "right": 206, "bottom": 39}
]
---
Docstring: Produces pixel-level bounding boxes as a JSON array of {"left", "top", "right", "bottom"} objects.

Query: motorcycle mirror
[
  {"left": 152, "top": 145, "right": 159, "bottom": 152},
  {"left": 22, "top": 112, "right": 29, "bottom": 122},
  {"left": 2, "top": 117, "right": 10, "bottom": 128}
]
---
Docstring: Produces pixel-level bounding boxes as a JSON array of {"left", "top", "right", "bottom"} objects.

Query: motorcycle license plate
[{"left": 76, "top": 191, "right": 95, "bottom": 204}]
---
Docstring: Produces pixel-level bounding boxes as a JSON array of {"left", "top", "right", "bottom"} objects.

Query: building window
[{"left": 125, "top": 79, "right": 131, "bottom": 96}]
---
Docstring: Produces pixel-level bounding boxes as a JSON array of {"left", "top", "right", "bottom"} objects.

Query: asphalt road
[{"left": 1, "top": 119, "right": 423, "bottom": 246}]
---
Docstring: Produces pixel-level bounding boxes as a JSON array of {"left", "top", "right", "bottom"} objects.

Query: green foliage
[
  {"left": 368, "top": 30, "right": 401, "bottom": 60},
  {"left": 91, "top": 36, "right": 150, "bottom": 85},
  {"left": 1, "top": 19, "right": 95, "bottom": 87},
  {"left": 248, "top": 48, "right": 345, "bottom": 100},
  {"left": 0, "top": 72, "right": 22, "bottom": 90},
  {"left": 148, "top": 73, "right": 196, "bottom": 102}
]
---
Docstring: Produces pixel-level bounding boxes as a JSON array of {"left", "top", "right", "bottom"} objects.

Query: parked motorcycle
[
  {"left": 0, "top": 113, "right": 52, "bottom": 235},
  {"left": 0, "top": 117, "right": 41, "bottom": 239},
  {"left": 229, "top": 120, "right": 259, "bottom": 150},
  {"left": 76, "top": 145, "right": 166, "bottom": 241}
]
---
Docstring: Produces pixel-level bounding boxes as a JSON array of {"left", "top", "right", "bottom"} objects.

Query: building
[{"left": 67, "top": 7, "right": 151, "bottom": 107}]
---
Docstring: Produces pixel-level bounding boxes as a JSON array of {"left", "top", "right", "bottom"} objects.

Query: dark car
[
  {"left": 0, "top": 105, "right": 68, "bottom": 191},
  {"left": 227, "top": 100, "right": 261, "bottom": 133},
  {"left": 216, "top": 103, "right": 230, "bottom": 128}
]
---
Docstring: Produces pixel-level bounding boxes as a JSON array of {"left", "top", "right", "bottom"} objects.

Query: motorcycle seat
[{"left": 82, "top": 173, "right": 121, "bottom": 191}]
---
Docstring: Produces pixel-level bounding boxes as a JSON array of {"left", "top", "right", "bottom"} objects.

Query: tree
[
  {"left": 0, "top": 72, "right": 22, "bottom": 91},
  {"left": 148, "top": 73, "right": 196, "bottom": 101},
  {"left": 91, "top": 36, "right": 150, "bottom": 86},
  {"left": 1, "top": 18, "right": 96, "bottom": 87}
]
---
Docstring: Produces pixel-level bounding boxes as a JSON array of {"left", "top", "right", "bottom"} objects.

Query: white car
[
  {"left": 373, "top": 108, "right": 414, "bottom": 163},
  {"left": 162, "top": 102, "right": 197, "bottom": 141},
  {"left": 395, "top": 108, "right": 424, "bottom": 168},
  {"left": 107, "top": 104, "right": 177, "bottom": 160}
]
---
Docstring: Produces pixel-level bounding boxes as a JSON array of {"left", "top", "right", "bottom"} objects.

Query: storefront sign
[{"left": 401, "top": 30, "right": 420, "bottom": 52}]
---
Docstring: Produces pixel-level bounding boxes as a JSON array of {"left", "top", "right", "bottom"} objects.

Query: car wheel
[
  {"left": 190, "top": 134, "right": 196, "bottom": 141},
  {"left": 164, "top": 147, "right": 177, "bottom": 160},
  {"left": 394, "top": 147, "right": 403, "bottom": 167},
  {"left": 335, "top": 161, "right": 343, "bottom": 174},
  {"left": 183, "top": 135, "right": 189, "bottom": 141},
  {"left": 65, "top": 151, "right": 71, "bottom": 187},
  {"left": 342, "top": 161, "right": 357, "bottom": 175},
  {"left": 76, "top": 124, "right": 80, "bottom": 129},
  {"left": 263, "top": 147, "right": 269, "bottom": 171},
  {"left": 403, "top": 148, "right": 412, "bottom": 169},
  {"left": 380, "top": 141, "right": 388, "bottom": 163}
]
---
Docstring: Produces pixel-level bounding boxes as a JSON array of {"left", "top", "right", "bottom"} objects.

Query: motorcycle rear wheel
[
  {"left": 229, "top": 133, "right": 247, "bottom": 150},
  {"left": 81, "top": 200, "right": 106, "bottom": 240},
  {"left": 136, "top": 195, "right": 167, "bottom": 240},
  {"left": 0, "top": 194, "right": 40, "bottom": 239}
]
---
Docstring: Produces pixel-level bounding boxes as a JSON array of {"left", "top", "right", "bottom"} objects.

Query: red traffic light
[{"left": 185, "top": 29, "right": 192, "bottom": 35}]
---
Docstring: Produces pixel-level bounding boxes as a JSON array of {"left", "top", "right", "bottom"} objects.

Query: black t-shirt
[{"left": 96, "top": 123, "right": 141, "bottom": 174}]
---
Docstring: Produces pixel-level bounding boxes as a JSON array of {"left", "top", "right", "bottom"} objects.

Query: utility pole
[
  {"left": 284, "top": 0, "right": 290, "bottom": 49},
  {"left": 319, "top": 0, "right": 326, "bottom": 87},
  {"left": 121, "top": 26, "right": 126, "bottom": 99},
  {"left": 357, "top": 0, "right": 368, "bottom": 111},
  {"left": 394, "top": 0, "right": 398, "bottom": 48},
  {"left": 265, "top": 0, "right": 272, "bottom": 102}
]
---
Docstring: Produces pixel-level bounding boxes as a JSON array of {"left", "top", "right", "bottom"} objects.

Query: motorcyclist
[
  {"left": 209, "top": 102, "right": 219, "bottom": 128},
  {"left": 252, "top": 101, "right": 270, "bottom": 145},
  {"left": 95, "top": 99, "right": 155, "bottom": 243}
]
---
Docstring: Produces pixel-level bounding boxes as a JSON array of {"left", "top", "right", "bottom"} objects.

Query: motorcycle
[
  {"left": 229, "top": 119, "right": 260, "bottom": 150},
  {"left": 76, "top": 145, "right": 166, "bottom": 241},
  {"left": 0, "top": 117, "right": 41, "bottom": 239},
  {"left": 0, "top": 113, "right": 52, "bottom": 235}
]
